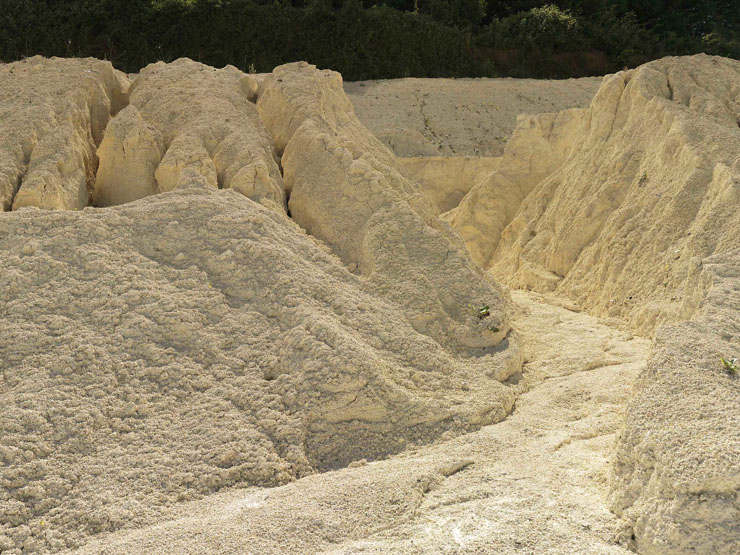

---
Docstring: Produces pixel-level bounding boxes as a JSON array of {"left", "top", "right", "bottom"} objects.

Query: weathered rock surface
[
  {"left": 93, "top": 59, "right": 284, "bottom": 210},
  {"left": 0, "top": 57, "right": 128, "bottom": 211},
  {"left": 453, "top": 55, "right": 740, "bottom": 336},
  {"left": 0, "top": 187, "right": 520, "bottom": 553},
  {"left": 443, "top": 109, "right": 584, "bottom": 267},
  {"left": 69, "top": 290, "right": 650, "bottom": 555},
  {"left": 609, "top": 250, "right": 740, "bottom": 554}
]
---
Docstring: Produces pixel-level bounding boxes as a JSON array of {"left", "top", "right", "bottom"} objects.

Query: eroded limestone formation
[
  {"left": 93, "top": 59, "right": 285, "bottom": 210},
  {"left": 1, "top": 54, "right": 738, "bottom": 555},
  {"left": 444, "top": 109, "right": 585, "bottom": 268},
  {"left": 610, "top": 249, "right": 740, "bottom": 554},
  {"left": 450, "top": 54, "right": 740, "bottom": 552},
  {"left": 398, "top": 155, "right": 500, "bottom": 214},
  {"left": 452, "top": 55, "right": 740, "bottom": 336},
  {"left": 0, "top": 57, "right": 127, "bottom": 211}
]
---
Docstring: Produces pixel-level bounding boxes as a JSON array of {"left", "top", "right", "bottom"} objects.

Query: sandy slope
[{"left": 70, "top": 291, "right": 649, "bottom": 554}]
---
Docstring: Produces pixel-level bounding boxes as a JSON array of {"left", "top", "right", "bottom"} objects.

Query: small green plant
[
  {"left": 638, "top": 172, "right": 648, "bottom": 186},
  {"left": 488, "top": 324, "right": 500, "bottom": 333},
  {"left": 477, "top": 305, "right": 490, "bottom": 319},
  {"left": 249, "top": 63, "right": 257, "bottom": 74},
  {"left": 721, "top": 356, "right": 738, "bottom": 375}
]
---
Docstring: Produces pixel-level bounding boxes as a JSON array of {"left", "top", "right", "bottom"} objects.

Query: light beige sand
[{"left": 1, "top": 55, "right": 738, "bottom": 555}]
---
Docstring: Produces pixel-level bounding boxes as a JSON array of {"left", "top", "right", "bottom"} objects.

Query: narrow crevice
[
  {"left": 110, "top": 86, "right": 130, "bottom": 117},
  {"left": 5, "top": 172, "right": 23, "bottom": 211},
  {"left": 5, "top": 138, "right": 35, "bottom": 211},
  {"left": 86, "top": 82, "right": 133, "bottom": 208}
]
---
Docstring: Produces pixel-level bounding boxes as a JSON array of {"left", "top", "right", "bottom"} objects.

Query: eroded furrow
[
  {"left": 0, "top": 56, "right": 128, "bottom": 211},
  {"left": 93, "top": 59, "right": 284, "bottom": 211}
]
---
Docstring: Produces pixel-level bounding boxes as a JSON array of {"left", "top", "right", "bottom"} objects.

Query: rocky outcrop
[
  {"left": 457, "top": 55, "right": 740, "bottom": 337},
  {"left": 443, "top": 109, "right": 584, "bottom": 268},
  {"left": 255, "top": 62, "right": 515, "bottom": 353},
  {"left": 0, "top": 57, "right": 128, "bottom": 211},
  {"left": 609, "top": 250, "right": 740, "bottom": 554},
  {"left": 93, "top": 59, "right": 284, "bottom": 210}
]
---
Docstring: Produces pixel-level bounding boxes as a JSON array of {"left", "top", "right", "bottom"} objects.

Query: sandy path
[
  {"left": 345, "top": 77, "right": 601, "bottom": 157},
  {"left": 73, "top": 290, "right": 648, "bottom": 554}
]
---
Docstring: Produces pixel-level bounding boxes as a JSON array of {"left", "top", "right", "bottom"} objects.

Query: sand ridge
[{"left": 68, "top": 290, "right": 651, "bottom": 554}]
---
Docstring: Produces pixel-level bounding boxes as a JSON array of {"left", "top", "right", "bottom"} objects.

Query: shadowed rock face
[
  {"left": 449, "top": 53, "right": 740, "bottom": 553},
  {"left": 0, "top": 56, "right": 128, "bottom": 211},
  {"left": 398, "top": 156, "right": 501, "bottom": 214}
]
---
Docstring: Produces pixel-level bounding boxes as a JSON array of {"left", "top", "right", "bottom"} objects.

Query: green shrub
[
  {"left": 499, "top": 5, "right": 583, "bottom": 53},
  {"left": 0, "top": 0, "right": 737, "bottom": 79}
]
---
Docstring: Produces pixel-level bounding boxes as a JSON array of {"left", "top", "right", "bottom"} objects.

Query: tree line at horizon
[{"left": 1, "top": 0, "right": 738, "bottom": 79}]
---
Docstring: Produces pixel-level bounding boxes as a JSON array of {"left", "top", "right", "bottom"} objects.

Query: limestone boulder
[{"left": 257, "top": 62, "right": 515, "bottom": 353}]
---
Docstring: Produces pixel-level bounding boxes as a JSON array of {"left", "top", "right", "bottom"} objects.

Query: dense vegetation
[{"left": 1, "top": 0, "right": 738, "bottom": 79}]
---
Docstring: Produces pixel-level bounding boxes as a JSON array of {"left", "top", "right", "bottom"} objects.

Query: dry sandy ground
[
  {"left": 71, "top": 290, "right": 650, "bottom": 554},
  {"left": 345, "top": 77, "right": 601, "bottom": 156}
]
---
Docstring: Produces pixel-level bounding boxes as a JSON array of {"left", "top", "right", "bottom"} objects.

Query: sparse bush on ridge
[{"left": 0, "top": 0, "right": 737, "bottom": 79}]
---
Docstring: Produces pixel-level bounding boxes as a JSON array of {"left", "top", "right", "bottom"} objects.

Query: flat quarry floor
[
  {"left": 345, "top": 77, "right": 601, "bottom": 156},
  {"left": 73, "top": 290, "right": 649, "bottom": 554}
]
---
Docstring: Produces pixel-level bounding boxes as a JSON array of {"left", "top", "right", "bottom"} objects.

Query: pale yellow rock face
[
  {"left": 609, "top": 251, "right": 740, "bottom": 554},
  {"left": 452, "top": 54, "right": 740, "bottom": 336},
  {"left": 93, "top": 105, "right": 164, "bottom": 206},
  {"left": 448, "top": 53, "right": 740, "bottom": 553},
  {"left": 93, "top": 59, "right": 285, "bottom": 210},
  {"left": 0, "top": 57, "right": 128, "bottom": 211},
  {"left": 398, "top": 156, "right": 500, "bottom": 214},
  {"left": 256, "top": 62, "right": 515, "bottom": 353}
]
